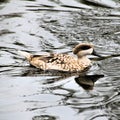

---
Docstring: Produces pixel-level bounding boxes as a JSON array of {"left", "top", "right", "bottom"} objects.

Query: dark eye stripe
[
  {"left": 73, "top": 45, "right": 91, "bottom": 54},
  {"left": 80, "top": 45, "right": 91, "bottom": 50}
]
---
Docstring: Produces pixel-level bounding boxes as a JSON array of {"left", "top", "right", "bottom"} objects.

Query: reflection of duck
[
  {"left": 18, "top": 43, "right": 101, "bottom": 72},
  {"left": 19, "top": 66, "right": 104, "bottom": 90},
  {"left": 75, "top": 75, "right": 104, "bottom": 90}
]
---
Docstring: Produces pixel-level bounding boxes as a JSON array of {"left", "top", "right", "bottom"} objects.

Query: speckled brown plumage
[
  {"left": 28, "top": 53, "right": 91, "bottom": 72},
  {"left": 18, "top": 43, "right": 101, "bottom": 72}
]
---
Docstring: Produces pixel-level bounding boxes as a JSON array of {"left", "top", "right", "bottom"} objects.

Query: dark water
[{"left": 0, "top": 0, "right": 120, "bottom": 120}]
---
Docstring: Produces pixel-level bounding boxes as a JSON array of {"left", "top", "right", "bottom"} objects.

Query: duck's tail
[{"left": 18, "top": 50, "right": 32, "bottom": 61}]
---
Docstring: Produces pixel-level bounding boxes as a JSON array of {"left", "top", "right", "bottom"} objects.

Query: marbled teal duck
[{"left": 18, "top": 43, "right": 101, "bottom": 72}]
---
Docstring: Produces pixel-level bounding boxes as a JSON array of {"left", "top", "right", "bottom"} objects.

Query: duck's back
[{"left": 29, "top": 53, "right": 91, "bottom": 72}]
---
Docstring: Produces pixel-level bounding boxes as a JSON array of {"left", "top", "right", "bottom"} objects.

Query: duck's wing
[
  {"left": 31, "top": 54, "right": 55, "bottom": 63},
  {"left": 29, "top": 53, "right": 70, "bottom": 70},
  {"left": 31, "top": 53, "right": 68, "bottom": 64},
  {"left": 18, "top": 51, "right": 73, "bottom": 71}
]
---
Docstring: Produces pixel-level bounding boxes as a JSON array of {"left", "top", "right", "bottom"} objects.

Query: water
[{"left": 0, "top": 0, "right": 120, "bottom": 120}]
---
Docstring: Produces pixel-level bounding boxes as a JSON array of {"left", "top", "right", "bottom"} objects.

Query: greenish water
[{"left": 0, "top": 0, "right": 120, "bottom": 120}]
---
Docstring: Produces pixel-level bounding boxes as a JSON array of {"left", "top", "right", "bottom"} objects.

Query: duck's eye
[{"left": 80, "top": 45, "right": 91, "bottom": 50}]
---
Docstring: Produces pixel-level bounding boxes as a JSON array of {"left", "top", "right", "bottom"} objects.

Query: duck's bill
[{"left": 92, "top": 50, "right": 103, "bottom": 58}]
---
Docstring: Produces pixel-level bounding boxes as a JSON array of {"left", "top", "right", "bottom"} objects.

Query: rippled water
[{"left": 0, "top": 0, "right": 120, "bottom": 120}]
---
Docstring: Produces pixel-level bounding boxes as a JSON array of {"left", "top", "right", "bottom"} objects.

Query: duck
[{"left": 18, "top": 43, "right": 101, "bottom": 72}]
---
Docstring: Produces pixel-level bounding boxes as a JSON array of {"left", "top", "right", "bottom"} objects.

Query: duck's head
[{"left": 73, "top": 43, "right": 101, "bottom": 58}]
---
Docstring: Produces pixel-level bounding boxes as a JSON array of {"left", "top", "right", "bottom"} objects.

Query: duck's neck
[
  {"left": 78, "top": 56, "right": 87, "bottom": 59},
  {"left": 78, "top": 56, "right": 91, "bottom": 66}
]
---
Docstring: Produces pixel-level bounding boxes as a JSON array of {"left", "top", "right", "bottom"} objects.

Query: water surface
[{"left": 0, "top": 0, "right": 120, "bottom": 120}]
